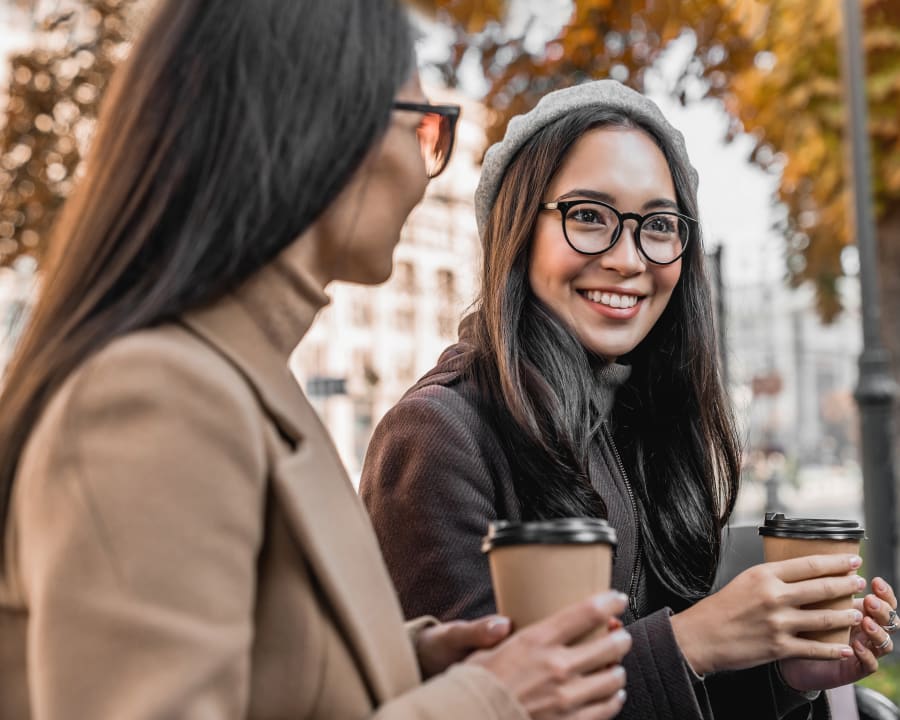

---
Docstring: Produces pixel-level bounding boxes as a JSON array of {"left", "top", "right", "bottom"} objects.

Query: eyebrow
[{"left": 556, "top": 188, "right": 680, "bottom": 212}]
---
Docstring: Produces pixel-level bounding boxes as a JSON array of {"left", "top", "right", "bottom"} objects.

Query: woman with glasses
[
  {"left": 0, "top": 3, "right": 633, "bottom": 718},
  {"left": 361, "top": 80, "right": 897, "bottom": 719}
]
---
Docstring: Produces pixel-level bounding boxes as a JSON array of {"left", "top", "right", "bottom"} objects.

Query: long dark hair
[
  {"left": 0, "top": 0, "right": 415, "bottom": 557},
  {"left": 467, "top": 107, "right": 741, "bottom": 601}
]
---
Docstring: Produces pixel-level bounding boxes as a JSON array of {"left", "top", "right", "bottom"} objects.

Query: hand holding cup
[
  {"left": 473, "top": 519, "right": 628, "bottom": 718},
  {"left": 672, "top": 514, "right": 867, "bottom": 676},
  {"left": 466, "top": 591, "right": 631, "bottom": 720},
  {"left": 671, "top": 552, "right": 864, "bottom": 676}
]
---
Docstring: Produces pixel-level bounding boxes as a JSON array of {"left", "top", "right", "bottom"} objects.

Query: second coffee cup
[
  {"left": 482, "top": 518, "right": 617, "bottom": 636},
  {"left": 759, "top": 512, "right": 865, "bottom": 644}
]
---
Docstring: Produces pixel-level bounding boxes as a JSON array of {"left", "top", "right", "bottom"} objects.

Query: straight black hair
[
  {"left": 0, "top": 0, "right": 415, "bottom": 558},
  {"left": 467, "top": 106, "right": 741, "bottom": 602}
]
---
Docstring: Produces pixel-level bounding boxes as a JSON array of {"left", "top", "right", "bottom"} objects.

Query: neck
[
  {"left": 279, "top": 224, "right": 334, "bottom": 290},
  {"left": 233, "top": 231, "right": 332, "bottom": 358}
]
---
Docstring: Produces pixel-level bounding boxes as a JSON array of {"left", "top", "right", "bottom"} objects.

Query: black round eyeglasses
[{"left": 540, "top": 199, "right": 695, "bottom": 265}]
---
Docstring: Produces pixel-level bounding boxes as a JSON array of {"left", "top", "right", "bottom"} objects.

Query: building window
[
  {"left": 352, "top": 349, "right": 379, "bottom": 388},
  {"left": 396, "top": 307, "right": 415, "bottom": 331},
  {"left": 352, "top": 301, "right": 372, "bottom": 327},
  {"left": 437, "top": 269, "right": 456, "bottom": 304},
  {"left": 395, "top": 261, "right": 416, "bottom": 295}
]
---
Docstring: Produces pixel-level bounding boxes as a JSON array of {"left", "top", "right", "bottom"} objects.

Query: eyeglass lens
[
  {"left": 563, "top": 202, "right": 688, "bottom": 263},
  {"left": 417, "top": 112, "right": 451, "bottom": 179}
]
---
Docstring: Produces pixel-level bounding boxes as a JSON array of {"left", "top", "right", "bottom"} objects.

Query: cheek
[
  {"left": 393, "top": 133, "right": 428, "bottom": 205},
  {"left": 659, "top": 262, "right": 682, "bottom": 295},
  {"left": 528, "top": 223, "right": 582, "bottom": 295},
  {"left": 371, "top": 131, "right": 428, "bottom": 220},
  {"left": 650, "top": 263, "right": 682, "bottom": 313}
]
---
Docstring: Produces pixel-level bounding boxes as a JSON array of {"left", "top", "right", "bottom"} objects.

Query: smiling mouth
[{"left": 579, "top": 289, "right": 642, "bottom": 309}]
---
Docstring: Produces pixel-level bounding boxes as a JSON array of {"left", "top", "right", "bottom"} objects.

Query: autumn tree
[
  {"left": 0, "top": 0, "right": 141, "bottom": 268},
  {"left": 419, "top": 0, "right": 900, "bottom": 447}
]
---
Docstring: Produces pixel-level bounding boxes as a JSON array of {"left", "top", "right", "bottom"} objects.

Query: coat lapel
[
  {"left": 180, "top": 294, "right": 421, "bottom": 705},
  {"left": 271, "top": 410, "right": 422, "bottom": 703}
]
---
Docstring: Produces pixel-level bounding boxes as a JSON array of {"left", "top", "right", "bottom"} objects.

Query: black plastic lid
[
  {"left": 758, "top": 512, "right": 866, "bottom": 540},
  {"left": 482, "top": 518, "right": 618, "bottom": 553}
]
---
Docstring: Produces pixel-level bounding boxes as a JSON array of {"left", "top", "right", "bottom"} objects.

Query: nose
[{"left": 598, "top": 220, "right": 646, "bottom": 276}]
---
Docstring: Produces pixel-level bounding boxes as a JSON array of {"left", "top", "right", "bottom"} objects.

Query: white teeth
[{"left": 584, "top": 290, "right": 639, "bottom": 308}]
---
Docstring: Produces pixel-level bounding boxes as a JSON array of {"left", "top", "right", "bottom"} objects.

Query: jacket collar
[{"left": 179, "top": 258, "right": 329, "bottom": 443}]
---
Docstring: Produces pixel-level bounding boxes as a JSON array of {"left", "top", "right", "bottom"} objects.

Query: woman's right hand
[
  {"left": 671, "top": 553, "right": 865, "bottom": 675},
  {"left": 466, "top": 592, "right": 631, "bottom": 720}
]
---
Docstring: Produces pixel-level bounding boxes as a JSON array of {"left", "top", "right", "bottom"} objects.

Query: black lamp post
[{"left": 841, "top": 0, "right": 898, "bottom": 590}]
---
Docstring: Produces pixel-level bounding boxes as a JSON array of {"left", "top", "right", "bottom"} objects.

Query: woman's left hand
[
  {"left": 415, "top": 615, "right": 513, "bottom": 679},
  {"left": 779, "top": 576, "right": 897, "bottom": 692},
  {"left": 415, "top": 613, "right": 625, "bottom": 679}
]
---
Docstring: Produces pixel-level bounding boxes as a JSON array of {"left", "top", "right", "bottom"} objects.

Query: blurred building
[
  {"left": 290, "top": 90, "right": 485, "bottom": 481},
  {"left": 727, "top": 277, "right": 862, "bottom": 467},
  {"left": 0, "top": 256, "right": 35, "bottom": 376}
]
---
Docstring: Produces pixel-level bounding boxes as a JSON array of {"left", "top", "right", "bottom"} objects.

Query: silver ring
[
  {"left": 877, "top": 636, "right": 892, "bottom": 650},
  {"left": 882, "top": 608, "right": 899, "bottom": 634}
]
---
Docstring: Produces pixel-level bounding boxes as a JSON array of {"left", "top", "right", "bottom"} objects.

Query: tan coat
[{"left": 0, "top": 260, "right": 527, "bottom": 720}]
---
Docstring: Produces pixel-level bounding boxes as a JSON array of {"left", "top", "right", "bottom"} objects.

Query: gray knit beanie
[{"left": 474, "top": 79, "right": 699, "bottom": 240}]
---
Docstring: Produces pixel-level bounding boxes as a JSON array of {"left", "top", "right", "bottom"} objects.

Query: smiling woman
[{"left": 360, "top": 79, "right": 896, "bottom": 720}]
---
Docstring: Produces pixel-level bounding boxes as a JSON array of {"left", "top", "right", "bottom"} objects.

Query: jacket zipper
[{"left": 603, "top": 424, "right": 641, "bottom": 618}]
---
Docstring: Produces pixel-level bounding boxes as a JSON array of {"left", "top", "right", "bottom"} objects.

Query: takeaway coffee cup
[
  {"left": 759, "top": 512, "right": 866, "bottom": 644},
  {"left": 482, "top": 518, "right": 618, "bottom": 634}
]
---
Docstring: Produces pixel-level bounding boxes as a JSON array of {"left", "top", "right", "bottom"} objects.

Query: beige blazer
[{"left": 0, "top": 261, "right": 526, "bottom": 720}]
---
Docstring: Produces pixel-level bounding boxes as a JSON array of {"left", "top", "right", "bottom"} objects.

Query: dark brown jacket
[{"left": 361, "top": 343, "right": 830, "bottom": 720}]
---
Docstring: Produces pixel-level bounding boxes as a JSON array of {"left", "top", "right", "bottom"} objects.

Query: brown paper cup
[
  {"left": 759, "top": 513, "right": 865, "bottom": 645},
  {"left": 483, "top": 519, "right": 617, "bottom": 639}
]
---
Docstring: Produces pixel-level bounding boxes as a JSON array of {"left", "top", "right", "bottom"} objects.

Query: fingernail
[
  {"left": 850, "top": 555, "right": 863, "bottom": 568},
  {"left": 866, "top": 618, "right": 879, "bottom": 632},
  {"left": 875, "top": 578, "right": 887, "bottom": 592},
  {"left": 869, "top": 597, "right": 882, "bottom": 610},
  {"left": 841, "top": 646, "right": 855, "bottom": 658},
  {"left": 612, "top": 629, "right": 631, "bottom": 645},
  {"left": 487, "top": 617, "right": 510, "bottom": 633},
  {"left": 594, "top": 592, "right": 626, "bottom": 609},
  {"left": 857, "top": 576, "right": 867, "bottom": 590},
  {"left": 852, "top": 610, "right": 864, "bottom": 623},
  {"left": 612, "top": 666, "right": 626, "bottom": 679},
  {"left": 616, "top": 689, "right": 627, "bottom": 703}
]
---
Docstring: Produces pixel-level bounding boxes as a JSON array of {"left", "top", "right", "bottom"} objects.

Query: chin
[
  {"left": 351, "top": 260, "right": 394, "bottom": 287},
  {"left": 582, "top": 338, "right": 637, "bottom": 362},
  {"left": 371, "top": 265, "right": 394, "bottom": 286}
]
